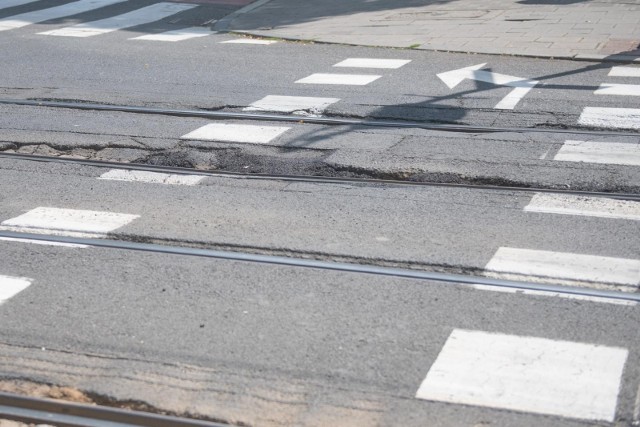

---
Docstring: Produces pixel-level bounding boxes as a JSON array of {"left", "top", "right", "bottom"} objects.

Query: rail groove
[
  {"left": 1, "top": 230, "right": 638, "bottom": 303},
  {"left": 0, "top": 391, "right": 229, "bottom": 427},
  {"left": 2, "top": 98, "right": 639, "bottom": 137}
]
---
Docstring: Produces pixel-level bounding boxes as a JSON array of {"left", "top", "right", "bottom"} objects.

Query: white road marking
[
  {"left": 220, "top": 38, "right": 277, "bottom": 44},
  {"left": 295, "top": 73, "right": 382, "bottom": 86},
  {"left": 0, "top": 275, "right": 32, "bottom": 305},
  {"left": 485, "top": 247, "right": 640, "bottom": 288},
  {"left": 180, "top": 123, "right": 290, "bottom": 144},
  {"left": 0, "top": 0, "right": 125, "bottom": 32},
  {"left": 437, "top": 63, "right": 538, "bottom": 110},
  {"left": 524, "top": 193, "right": 640, "bottom": 221},
  {"left": 0, "top": 0, "right": 41, "bottom": 10},
  {"left": 99, "top": 169, "right": 205, "bottom": 185},
  {"left": 243, "top": 95, "right": 340, "bottom": 115},
  {"left": 0, "top": 207, "right": 139, "bottom": 238},
  {"left": 130, "top": 26, "right": 213, "bottom": 42},
  {"left": 609, "top": 66, "right": 640, "bottom": 77},
  {"left": 578, "top": 107, "right": 640, "bottom": 130},
  {"left": 416, "top": 329, "right": 628, "bottom": 421},
  {"left": 472, "top": 284, "right": 637, "bottom": 306},
  {"left": 38, "top": 2, "right": 196, "bottom": 37},
  {"left": 0, "top": 236, "right": 88, "bottom": 248},
  {"left": 333, "top": 58, "right": 411, "bottom": 69},
  {"left": 553, "top": 140, "right": 640, "bottom": 166},
  {"left": 595, "top": 83, "right": 640, "bottom": 96}
]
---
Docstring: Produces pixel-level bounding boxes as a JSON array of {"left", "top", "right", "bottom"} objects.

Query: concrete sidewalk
[{"left": 216, "top": 0, "right": 640, "bottom": 62}]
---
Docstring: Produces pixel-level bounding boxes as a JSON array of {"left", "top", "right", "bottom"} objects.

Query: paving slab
[{"left": 220, "top": 0, "right": 640, "bottom": 61}]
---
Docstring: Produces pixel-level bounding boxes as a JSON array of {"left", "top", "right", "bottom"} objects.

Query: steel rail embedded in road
[
  {"left": 1, "top": 152, "right": 639, "bottom": 201},
  {"left": 0, "top": 391, "right": 229, "bottom": 427},
  {"left": 1, "top": 230, "right": 638, "bottom": 303},
  {"left": 1, "top": 98, "right": 639, "bottom": 137}
]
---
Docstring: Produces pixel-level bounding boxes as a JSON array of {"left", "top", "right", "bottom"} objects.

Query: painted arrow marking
[{"left": 437, "top": 63, "right": 539, "bottom": 110}]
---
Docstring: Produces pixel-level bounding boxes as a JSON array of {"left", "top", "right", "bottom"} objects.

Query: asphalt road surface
[{"left": 0, "top": 1, "right": 639, "bottom": 426}]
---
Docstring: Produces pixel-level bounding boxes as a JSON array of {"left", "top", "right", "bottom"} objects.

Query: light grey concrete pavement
[{"left": 222, "top": 0, "right": 640, "bottom": 61}]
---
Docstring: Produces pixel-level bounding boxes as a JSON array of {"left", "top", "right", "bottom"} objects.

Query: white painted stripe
[
  {"left": 99, "top": 169, "right": 204, "bottom": 185},
  {"left": 416, "top": 329, "right": 628, "bottom": 421},
  {"left": 0, "top": 236, "right": 88, "bottom": 248},
  {"left": 0, "top": 0, "right": 40, "bottom": 11},
  {"left": 485, "top": 247, "right": 640, "bottom": 287},
  {"left": 333, "top": 58, "right": 411, "bottom": 69},
  {"left": 0, "top": 207, "right": 139, "bottom": 238},
  {"left": 524, "top": 193, "right": 640, "bottom": 221},
  {"left": 609, "top": 66, "right": 640, "bottom": 77},
  {"left": 554, "top": 140, "right": 640, "bottom": 166},
  {"left": 38, "top": 2, "right": 197, "bottom": 37},
  {"left": 472, "top": 284, "right": 637, "bottom": 306},
  {"left": 180, "top": 123, "right": 290, "bottom": 144},
  {"left": 295, "top": 73, "right": 381, "bottom": 86},
  {"left": 494, "top": 86, "right": 534, "bottom": 110},
  {"left": 243, "top": 95, "right": 340, "bottom": 115},
  {"left": 220, "top": 38, "right": 277, "bottom": 44},
  {"left": 578, "top": 107, "right": 640, "bottom": 130},
  {"left": 0, "top": 0, "right": 125, "bottom": 32},
  {"left": 0, "top": 275, "right": 32, "bottom": 305},
  {"left": 595, "top": 83, "right": 640, "bottom": 96},
  {"left": 131, "top": 26, "right": 213, "bottom": 42}
]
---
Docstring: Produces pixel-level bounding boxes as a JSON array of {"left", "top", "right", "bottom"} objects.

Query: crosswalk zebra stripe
[
  {"left": 553, "top": 140, "right": 640, "bottom": 166},
  {"left": 416, "top": 329, "right": 627, "bottom": 421},
  {"left": 0, "top": 0, "right": 126, "bottom": 32},
  {"left": 524, "top": 193, "right": 640, "bottom": 221},
  {"left": 38, "top": 2, "right": 197, "bottom": 38},
  {"left": 485, "top": 247, "right": 640, "bottom": 288},
  {"left": 0, "top": 274, "right": 32, "bottom": 305},
  {"left": 609, "top": 66, "right": 640, "bottom": 77},
  {"left": 0, "top": 0, "right": 41, "bottom": 11},
  {"left": 130, "top": 26, "right": 213, "bottom": 42},
  {"left": 595, "top": 83, "right": 640, "bottom": 96},
  {"left": 0, "top": 207, "right": 139, "bottom": 239},
  {"left": 578, "top": 107, "right": 640, "bottom": 130}
]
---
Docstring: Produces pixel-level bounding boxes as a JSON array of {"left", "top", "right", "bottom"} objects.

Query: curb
[{"left": 228, "top": 30, "right": 640, "bottom": 64}]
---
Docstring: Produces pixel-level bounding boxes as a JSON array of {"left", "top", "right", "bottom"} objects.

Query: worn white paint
[
  {"left": 595, "top": 83, "right": 640, "bottom": 96},
  {"left": 0, "top": 0, "right": 41, "bottom": 11},
  {"left": 99, "top": 169, "right": 205, "bottom": 185},
  {"left": 131, "top": 26, "right": 213, "bottom": 42},
  {"left": 0, "top": 275, "right": 32, "bottom": 305},
  {"left": 0, "top": 207, "right": 139, "bottom": 238},
  {"left": 295, "top": 73, "right": 381, "bottom": 86},
  {"left": 609, "top": 67, "right": 640, "bottom": 77},
  {"left": 38, "top": 2, "right": 196, "bottom": 37},
  {"left": 485, "top": 247, "right": 640, "bottom": 287},
  {"left": 472, "top": 284, "right": 637, "bottom": 306},
  {"left": 0, "top": 0, "right": 125, "bottom": 32},
  {"left": 578, "top": 107, "right": 640, "bottom": 130},
  {"left": 437, "top": 63, "right": 538, "bottom": 109},
  {"left": 333, "top": 58, "right": 411, "bottom": 69},
  {"left": 416, "top": 329, "right": 628, "bottom": 421},
  {"left": 244, "top": 95, "right": 340, "bottom": 115},
  {"left": 553, "top": 140, "right": 640, "bottom": 166},
  {"left": 0, "top": 236, "right": 88, "bottom": 248},
  {"left": 220, "top": 38, "right": 277, "bottom": 44},
  {"left": 524, "top": 193, "right": 640, "bottom": 221},
  {"left": 180, "top": 123, "right": 290, "bottom": 144}
]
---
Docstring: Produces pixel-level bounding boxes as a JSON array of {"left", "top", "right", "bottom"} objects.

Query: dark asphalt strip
[{"left": 1, "top": 152, "right": 639, "bottom": 201}]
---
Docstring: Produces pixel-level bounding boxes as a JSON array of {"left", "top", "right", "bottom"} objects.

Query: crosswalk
[{"left": 0, "top": 0, "right": 281, "bottom": 43}]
